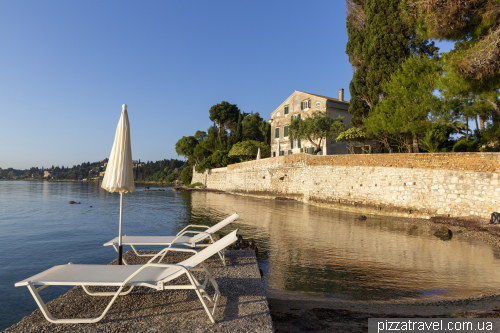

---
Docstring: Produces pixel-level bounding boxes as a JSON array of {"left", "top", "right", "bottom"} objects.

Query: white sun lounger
[
  {"left": 103, "top": 212, "right": 239, "bottom": 265},
  {"left": 15, "top": 229, "right": 239, "bottom": 324}
]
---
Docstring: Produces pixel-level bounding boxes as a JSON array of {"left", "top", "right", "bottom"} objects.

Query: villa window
[
  {"left": 275, "top": 127, "right": 280, "bottom": 138},
  {"left": 284, "top": 126, "right": 288, "bottom": 137},
  {"left": 284, "top": 106, "right": 289, "bottom": 115},
  {"left": 301, "top": 100, "right": 310, "bottom": 110}
]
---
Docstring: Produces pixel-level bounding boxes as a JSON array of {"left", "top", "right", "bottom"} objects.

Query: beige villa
[{"left": 268, "top": 89, "right": 351, "bottom": 156}]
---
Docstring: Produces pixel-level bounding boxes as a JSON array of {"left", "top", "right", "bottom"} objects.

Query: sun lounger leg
[
  {"left": 26, "top": 282, "right": 125, "bottom": 324},
  {"left": 217, "top": 250, "right": 226, "bottom": 266},
  {"left": 157, "top": 248, "right": 170, "bottom": 263},
  {"left": 82, "top": 285, "right": 134, "bottom": 296},
  {"left": 130, "top": 245, "right": 155, "bottom": 257},
  {"left": 185, "top": 272, "right": 217, "bottom": 324},
  {"left": 208, "top": 235, "right": 226, "bottom": 266}
]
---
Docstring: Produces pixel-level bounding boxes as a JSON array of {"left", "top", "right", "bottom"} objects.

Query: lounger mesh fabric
[
  {"left": 103, "top": 213, "right": 239, "bottom": 247},
  {"left": 103, "top": 213, "right": 239, "bottom": 265}
]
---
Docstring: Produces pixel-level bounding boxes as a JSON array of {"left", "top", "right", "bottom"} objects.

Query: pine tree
[{"left": 345, "top": 0, "right": 437, "bottom": 127}]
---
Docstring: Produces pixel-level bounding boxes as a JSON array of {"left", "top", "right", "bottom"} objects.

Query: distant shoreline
[{"left": 0, "top": 179, "right": 178, "bottom": 185}]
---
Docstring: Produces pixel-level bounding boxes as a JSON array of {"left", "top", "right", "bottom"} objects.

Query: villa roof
[{"left": 296, "top": 91, "right": 350, "bottom": 104}]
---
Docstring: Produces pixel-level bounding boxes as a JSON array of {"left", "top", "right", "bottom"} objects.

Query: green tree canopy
[
  {"left": 364, "top": 55, "right": 442, "bottom": 152},
  {"left": 197, "top": 150, "right": 236, "bottom": 173},
  {"left": 175, "top": 136, "right": 199, "bottom": 164},
  {"left": 345, "top": 0, "right": 437, "bottom": 127},
  {"left": 209, "top": 101, "right": 240, "bottom": 135},
  {"left": 288, "top": 111, "right": 346, "bottom": 153},
  {"left": 180, "top": 166, "right": 192, "bottom": 185},
  {"left": 228, "top": 140, "right": 271, "bottom": 161},
  {"left": 242, "top": 112, "right": 271, "bottom": 144},
  {"left": 403, "top": 0, "right": 500, "bottom": 83}
]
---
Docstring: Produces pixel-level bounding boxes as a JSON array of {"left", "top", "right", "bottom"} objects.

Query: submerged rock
[
  {"left": 357, "top": 215, "right": 367, "bottom": 220},
  {"left": 434, "top": 226, "right": 453, "bottom": 241},
  {"left": 207, "top": 233, "right": 259, "bottom": 256},
  {"left": 69, "top": 201, "right": 80, "bottom": 204}
]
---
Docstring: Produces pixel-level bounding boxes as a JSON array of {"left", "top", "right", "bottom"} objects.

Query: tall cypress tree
[{"left": 345, "top": 0, "right": 437, "bottom": 127}]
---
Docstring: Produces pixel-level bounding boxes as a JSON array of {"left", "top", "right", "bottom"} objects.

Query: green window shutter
[
  {"left": 290, "top": 139, "right": 293, "bottom": 149},
  {"left": 288, "top": 150, "right": 292, "bottom": 155},
  {"left": 301, "top": 102, "right": 304, "bottom": 110},
  {"left": 298, "top": 139, "right": 301, "bottom": 148},
  {"left": 284, "top": 106, "right": 289, "bottom": 115},
  {"left": 300, "top": 148, "right": 303, "bottom": 153},
  {"left": 284, "top": 126, "right": 288, "bottom": 137},
  {"left": 273, "top": 152, "right": 276, "bottom": 157},
  {"left": 275, "top": 127, "right": 280, "bottom": 138}
]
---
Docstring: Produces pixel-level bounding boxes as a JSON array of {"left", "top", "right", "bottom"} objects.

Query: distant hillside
[{"left": 0, "top": 158, "right": 187, "bottom": 182}]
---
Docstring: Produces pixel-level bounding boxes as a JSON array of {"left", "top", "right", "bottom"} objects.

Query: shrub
[
  {"left": 197, "top": 150, "right": 236, "bottom": 173},
  {"left": 180, "top": 166, "right": 193, "bottom": 185},
  {"left": 187, "top": 182, "right": 203, "bottom": 188},
  {"left": 228, "top": 140, "right": 271, "bottom": 161},
  {"left": 482, "top": 123, "right": 500, "bottom": 151},
  {"left": 418, "top": 129, "right": 447, "bottom": 153},
  {"left": 452, "top": 139, "right": 481, "bottom": 152}
]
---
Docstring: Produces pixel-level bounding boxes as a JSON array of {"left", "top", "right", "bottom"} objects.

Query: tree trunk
[
  {"left": 405, "top": 136, "right": 413, "bottom": 153},
  {"left": 376, "top": 140, "right": 384, "bottom": 154},
  {"left": 412, "top": 133, "right": 419, "bottom": 153},
  {"left": 466, "top": 116, "right": 469, "bottom": 139},
  {"left": 480, "top": 116, "right": 485, "bottom": 131},
  {"left": 475, "top": 115, "right": 479, "bottom": 134},
  {"left": 307, "top": 138, "right": 321, "bottom": 154},
  {"left": 487, "top": 99, "right": 500, "bottom": 125}
]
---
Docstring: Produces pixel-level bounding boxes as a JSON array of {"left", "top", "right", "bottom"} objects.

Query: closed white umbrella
[
  {"left": 256, "top": 147, "right": 261, "bottom": 160},
  {"left": 276, "top": 141, "right": 280, "bottom": 157},
  {"left": 102, "top": 104, "right": 135, "bottom": 265}
]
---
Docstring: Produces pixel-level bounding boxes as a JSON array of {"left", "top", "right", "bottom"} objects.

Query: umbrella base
[{"left": 118, "top": 245, "right": 123, "bottom": 265}]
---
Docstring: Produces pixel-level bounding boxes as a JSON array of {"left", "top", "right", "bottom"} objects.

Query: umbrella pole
[{"left": 118, "top": 192, "right": 123, "bottom": 265}]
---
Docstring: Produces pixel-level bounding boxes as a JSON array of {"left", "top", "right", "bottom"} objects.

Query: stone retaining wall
[{"left": 192, "top": 153, "right": 500, "bottom": 219}]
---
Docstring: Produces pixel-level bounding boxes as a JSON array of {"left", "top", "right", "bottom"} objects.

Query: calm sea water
[{"left": 2, "top": 181, "right": 500, "bottom": 330}]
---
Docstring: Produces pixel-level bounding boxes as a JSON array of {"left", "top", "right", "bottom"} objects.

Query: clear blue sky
[{"left": 0, "top": 1, "right": 455, "bottom": 169}]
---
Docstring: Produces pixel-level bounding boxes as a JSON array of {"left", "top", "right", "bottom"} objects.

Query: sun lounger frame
[
  {"left": 104, "top": 212, "right": 239, "bottom": 265},
  {"left": 16, "top": 230, "right": 239, "bottom": 324}
]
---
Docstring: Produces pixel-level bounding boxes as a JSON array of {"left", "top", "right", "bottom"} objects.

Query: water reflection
[
  {"left": 3, "top": 182, "right": 500, "bottom": 331},
  {"left": 189, "top": 192, "right": 500, "bottom": 300}
]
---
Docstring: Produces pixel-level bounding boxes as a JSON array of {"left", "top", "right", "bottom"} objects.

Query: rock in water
[
  {"left": 434, "top": 227, "right": 453, "bottom": 240},
  {"left": 357, "top": 215, "right": 367, "bottom": 220},
  {"left": 69, "top": 201, "right": 81, "bottom": 204}
]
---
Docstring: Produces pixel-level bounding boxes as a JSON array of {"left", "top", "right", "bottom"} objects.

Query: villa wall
[{"left": 191, "top": 153, "right": 500, "bottom": 219}]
